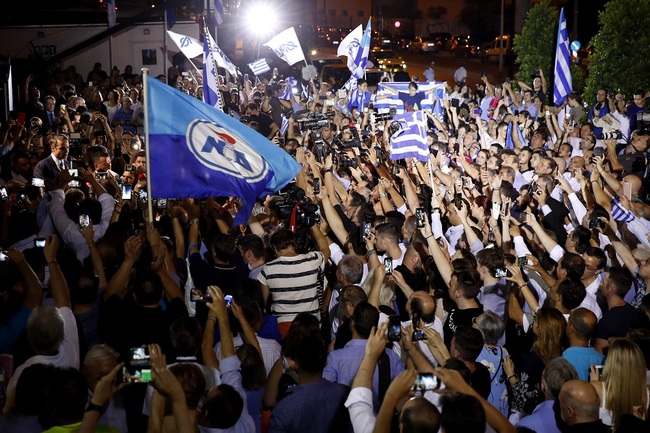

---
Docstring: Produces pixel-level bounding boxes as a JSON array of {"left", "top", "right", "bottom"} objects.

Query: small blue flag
[
  {"left": 553, "top": 8, "right": 572, "bottom": 105},
  {"left": 146, "top": 77, "right": 301, "bottom": 224},
  {"left": 214, "top": 0, "right": 225, "bottom": 25}
]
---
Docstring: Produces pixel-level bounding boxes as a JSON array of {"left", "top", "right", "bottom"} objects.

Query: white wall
[{"left": 0, "top": 21, "right": 200, "bottom": 77}]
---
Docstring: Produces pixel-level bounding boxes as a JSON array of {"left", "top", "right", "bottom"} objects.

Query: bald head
[
  {"left": 400, "top": 397, "right": 441, "bottom": 432},
  {"left": 568, "top": 308, "right": 597, "bottom": 341},
  {"left": 559, "top": 380, "right": 600, "bottom": 425},
  {"left": 408, "top": 291, "right": 436, "bottom": 323}
]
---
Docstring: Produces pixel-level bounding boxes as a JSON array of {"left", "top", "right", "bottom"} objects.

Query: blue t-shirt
[
  {"left": 399, "top": 92, "right": 426, "bottom": 112},
  {"left": 562, "top": 346, "right": 605, "bottom": 382},
  {"left": 0, "top": 306, "right": 31, "bottom": 354}
]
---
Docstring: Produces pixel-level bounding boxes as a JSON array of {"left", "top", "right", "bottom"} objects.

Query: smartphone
[
  {"left": 190, "top": 288, "right": 212, "bottom": 303},
  {"left": 156, "top": 198, "right": 167, "bottom": 209},
  {"left": 451, "top": 99, "right": 460, "bottom": 108},
  {"left": 454, "top": 193, "right": 463, "bottom": 210},
  {"left": 60, "top": 104, "right": 67, "bottom": 114},
  {"left": 589, "top": 218, "right": 604, "bottom": 230},
  {"left": 129, "top": 345, "right": 150, "bottom": 367},
  {"left": 95, "top": 171, "right": 108, "bottom": 181},
  {"left": 79, "top": 214, "right": 90, "bottom": 229},
  {"left": 361, "top": 221, "right": 372, "bottom": 244},
  {"left": 224, "top": 295, "right": 233, "bottom": 308},
  {"left": 595, "top": 365, "right": 604, "bottom": 381},
  {"left": 623, "top": 182, "right": 632, "bottom": 201},
  {"left": 244, "top": 73, "right": 249, "bottom": 81},
  {"left": 493, "top": 268, "right": 511, "bottom": 278},
  {"left": 415, "top": 208, "right": 425, "bottom": 228},
  {"left": 503, "top": 201, "right": 510, "bottom": 216},
  {"left": 67, "top": 180, "right": 80, "bottom": 189},
  {"left": 68, "top": 169, "right": 78, "bottom": 177},
  {"left": 88, "top": 81, "right": 93, "bottom": 86},
  {"left": 387, "top": 315, "right": 401, "bottom": 342},
  {"left": 69, "top": 132, "right": 81, "bottom": 140},
  {"left": 0, "top": 251, "right": 7, "bottom": 262},
  {"left": 34, "top": 238, "right": 46, "bottom": 248},
  {"left": 392, "top": 165, "right": 400, "bottom": 175},
  {"left": 505, "top": 77, "right": 510, "bottom": 84},
  {"left": 338, "top": 89, "right": 346, "bottom": 99},
  {"left": 119, "top": 366, "right": 153, "bottom": 383},
  {"left": 122, "top": 184, "right": 132, "bottom": 200},
  {"left": 31, "top": 178, "right": 45, "bottom": 188},
  {"left": 517, "top": 257, "right": 528, "bottom": 268},
  {"left": 17, "top": 112, "right": 26, "bottom": 125},
  {"left": 384, "top": 257, "right": 393, "bottom": 275},
  {"left": 0, "top": 187, "right": 7, "bottom": 201},
  {"left": 411, "top": 373, "right": 441, "bottom": 391},
  {"left": 125, "top": 164, "right": 135, "bottom": 172},
  {"left": 138, "top": 190, "right": 148, "bottom": 204},
  {"left": 412, "top": 329, "right": 427, "bottom": 341},
  {"left": 313, "top": 178, "right": 320, "bottom": 195}
]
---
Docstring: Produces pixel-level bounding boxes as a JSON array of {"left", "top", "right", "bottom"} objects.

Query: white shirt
[{"left": 344, "top": 387, "right": 376, "bottom": 433}]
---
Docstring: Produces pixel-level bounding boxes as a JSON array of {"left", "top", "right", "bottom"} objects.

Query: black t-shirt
[
  {"left": 595, "top": 303, "right": 640, "bottom": 341},
  {"left": 251, "top": 112, "right": 275, "bottom": 137},
  {"left": 443, "top": 306, "right": 484, "bottom": 348},
  {"left": 471, "top": 361, "right": 492, "bottom": 399},
  {"left": 394, "top": 264, "right": 427, "bottom": 321}
]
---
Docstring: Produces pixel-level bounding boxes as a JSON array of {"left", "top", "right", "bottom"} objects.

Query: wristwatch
[{"left": 85, "top": 402, "right": 105, "bottom": 414}]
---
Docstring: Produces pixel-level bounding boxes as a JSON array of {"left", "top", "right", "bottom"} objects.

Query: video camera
[
  {"left": 373, "top": 107, "right": 398, "bottom": 123},
  {"left": 296, "top": 111, "right": 334, "bottom": 132}
]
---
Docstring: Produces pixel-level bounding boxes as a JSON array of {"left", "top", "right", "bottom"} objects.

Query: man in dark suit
[
  {"left": 532, "top": 174, "right": 570, "bottom": 246},
  {"left": 33, "top": 135, "right": 70, "bottom": 183}
]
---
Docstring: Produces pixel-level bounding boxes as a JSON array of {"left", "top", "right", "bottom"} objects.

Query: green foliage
[
  {"left": 571, "top": 64, "right": 586, "bottom": 97},
  {"left": 583, "top": 0, "right": 650, "bottom": 105},
  {"left": 513, "top": 0, "right": 557, "bottom": 99}
]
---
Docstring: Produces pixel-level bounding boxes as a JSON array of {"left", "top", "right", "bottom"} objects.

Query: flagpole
[{"left": 142, "top": 68, "right": 154, "bottom": 224}]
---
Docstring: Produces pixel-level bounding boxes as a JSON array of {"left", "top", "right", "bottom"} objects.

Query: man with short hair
[
  {"left": 450, "top": 326, "right": 490, "bottom": 399},
  {"left": 516, "top": 358, "right": 578, "bottom": 433},
  {"left": 475, "top": 249, "right": 508, "bottom": 322},
  {"left": 33, "top": 135, "right": 70, "bottom": 182},
  {"left": 443, "top": 269, "right": 484, "bottom": 348},
  {"left": 593, "top": 268, "right": 640, "bottom": 353},
  {"left": 323, "top": 302, "right": 405, "bottom": 410},
  {"left": 559, "top": 380, "right": 609, "bottom": 433},
  {"left": 561, "top": 309, "right": 604, "bottom": 381},
  {"left": 270, "top": 336, "right": 351, "bottom": 433},
  {"left": 244, "top": 102, "right": 279, "bottom": 139},
  {"left": 236, "top": 234, "right": 266, "bottom": 280}
]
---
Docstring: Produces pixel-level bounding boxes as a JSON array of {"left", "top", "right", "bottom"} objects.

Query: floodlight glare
[{"left": 246, "top": 3, "right": 277, "bottom": 37}]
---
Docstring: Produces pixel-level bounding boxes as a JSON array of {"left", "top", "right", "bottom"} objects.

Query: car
[
  {"left": 482, "top": 35, "right": 514, "bottom": 63},
  {"left": 320, "top": 64, "right": 351, "bottom": 89},
  {"left": 308, "top": 50, "right": 345, "bottom": 73},
  {"left": 370, "top": 48, "right": 407, "bottom": 72},
  {"left": 372, "top": 30, "right": 394, "bottom": 49},
  {"left": 408, "top": 36, "right": 440, "bottom": 54}
]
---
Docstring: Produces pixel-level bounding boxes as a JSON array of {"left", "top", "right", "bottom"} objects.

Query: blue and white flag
[
  {"left": 278, "top": 76, "right": 297, "bottom": 101},
  {"left": 167, "top": 30, "right": 203, "bottom": 59},
  {"left": 553, "top": 8, "right": 572, "bottom": 105},
  {"left": 389, "top": 111, "right": 429, "bottom": 162},
  {"left": 214, "top": 0, "right": 225, "bottom": 25},
  {"left": 611, "top": 198, "right": 635, "bottom": 223},
  {"left": 248, "top": 58, "right": 271, "bottom": 76},
  {"left": 146, "top": 77, "right": 301, "bottom": 225},
  {"left": 107, "top": 0, "right": 116, "bottom": 28},
  {"left": 505, "top": 121, "right": 525, "bottom": 149},
  {"left": 337, "top": 25, "right": 363, "bottom": 72},
  {"left": 265, "top": 27, "right": 306, "bottom": 66},
  {"left": 375, "top": 82, "right": 445, "bottom": 117},
  {"left": 205, "top": 30, "right": 238, "bottom": 76},
  {"left": 280, "top": 115, "right": 290, "bottom": 135},
  {"left": 203, "top": 32, "right": 223, "bottom": 111},
  {"left": 351, "top": 18, "right": 372, "bottom": 80}
]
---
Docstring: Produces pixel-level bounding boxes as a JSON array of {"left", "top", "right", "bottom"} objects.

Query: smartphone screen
[
  {"left": 384, "top": 257, "right": 393, "bottom": 275},
  {"left": 122, "top": 184, "right": 132, "bottom": 200},
  {"left": 79, "top": 214, "right": 90, "bottom": 229},
  {"left": 415, "top": 208, "right": 425, "bottom": 228},
  {"left": 17, "top": 112, "right": 26, "bottom": 125},
  {"left": 313, "top": 178, "right": 320, "bottom": 195},
  {"left": 411, "top": 373, "right": 440, "bottom": 391},
  {"left": 129, "top": 346, "right": 149, "bottom": 367},
  {"left": 387, "top": 315, "right": 401, "bottom": 341}
]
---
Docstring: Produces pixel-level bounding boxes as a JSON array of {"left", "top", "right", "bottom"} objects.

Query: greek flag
[
  {"left": 214, "top": 0, "right": 225, "bottom": 25},
  {"left": 352, "top": 18, "right": 372, "bottom": 80},
  {"left": 278, "top": 77, "right": 297, "bottom": 101},
  {"left": 280, "top": 115, "right": 290, "bottom": 135},
  {"left": 553, "top": 8, "right": 572, "bottom": 105},
  {"left": 374, "top": 82, "right": 445, "bottom": 116},
  {"left": 107, "top": 0, "right": 116, "bottom": 28},
  {"left": 203, "top": 30, "right": 223, "bottom": 111},
  {"left": 505, "top": 121, "right": 525, "bottom": 149},
  {"left": 389, "top": 111, "right": 429, "bottom": 162},
  {"left": 248, "top": 58, "right": 271, "bottom": 76},
  {"left": 611, "top": 198, "right": 635, "bottom": 223},
  {"left": 145, "top": 77, "right": 301, "bottom": 225}
]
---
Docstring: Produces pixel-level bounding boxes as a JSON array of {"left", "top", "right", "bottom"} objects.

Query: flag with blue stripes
[
  {"left": 611, "top": 198, "right": 635, "bottom": 222},
  {"left": 278, "top": 76, "right": 297, "bottom": 101},
  {"left": 553, "top": 8, "right": 572, "bottom": 105},
  {"left": 375, "top": 82, "right": 445, "bottom": 117},
  {"left": 203, "top": 30, "right": 223, "bottom": 111},
  {"left": 389, "top": 111, "right": 429, "bottom": 162},
  {"left": 146, "top": 77, "right": 301, "bottom": 225},
  {"left": 280, "top": 115, "right": 290, "bottom": 135},
  {"left": 248, "top": 58, "right": 271, "bottom": 76},
  {"left": 351, "top": 18, "right": 372, "bottom": 80},
  {"left": 214, "top": 0, "right": 225, "bottom": 25},
  {"left": 505, "top": 121, "right": 525, "bottom": 149}
]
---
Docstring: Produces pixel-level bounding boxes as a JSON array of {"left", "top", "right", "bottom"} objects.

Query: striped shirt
[{"left": 258, "top": 251, "right": 325, "bottom": 323}]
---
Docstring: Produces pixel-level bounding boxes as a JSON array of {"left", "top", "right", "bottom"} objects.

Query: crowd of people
[{"left": 0, "top": 55, "right": 649, "bottom": 433}]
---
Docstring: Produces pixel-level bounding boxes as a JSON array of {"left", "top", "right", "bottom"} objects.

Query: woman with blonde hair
[{"left": 590, "top": 339, "right": 649, "bottom": 427}]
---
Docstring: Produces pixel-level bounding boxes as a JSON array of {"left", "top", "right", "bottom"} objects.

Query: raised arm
[
  {"left": 43, "top": 235, "right": 70, "bottom": 308},
  {"left": 104, "top": 236, "right": 143, "bottom": 301}
]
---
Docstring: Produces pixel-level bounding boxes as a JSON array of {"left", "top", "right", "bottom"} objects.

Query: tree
[
  {"left": 583, "top": 0, "right": 650, "bottom": 105},
  {"left": 513, "top": 0, "right": 557, "bottom": 97}
]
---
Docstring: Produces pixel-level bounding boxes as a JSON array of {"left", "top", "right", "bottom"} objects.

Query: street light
[{"left": 244, "top": 2, "right": 277, "bottom": 57}]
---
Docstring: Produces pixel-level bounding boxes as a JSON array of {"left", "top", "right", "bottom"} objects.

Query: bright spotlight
[{"left": 246, "top": 3, "right": 277, "bottom": 37}]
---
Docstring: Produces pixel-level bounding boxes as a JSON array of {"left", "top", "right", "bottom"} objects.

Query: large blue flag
[
  {"left": 553, "top": 8, "right": 572, "bottom": 105},
  {"left": 389, "top": 111, "right": 429, "bottom": 162},
  {"left": 146, "top": 77, "right": 301, "bottom": 224}
]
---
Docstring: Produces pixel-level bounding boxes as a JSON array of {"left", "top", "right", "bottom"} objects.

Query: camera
[
  {"left": 79, "top": 214, "right": 90, "bottom": 230},
  {"left": 312, "top": 177, "right": 320, "bottom": 195},
  {"left": 118, "top": 366, "right": 153, "bottom": 384},
  {"left": 293, "top": 202, "right": 321, "bottom": 229},
  {"left": 335, "top": 155, "right": 358, "bottom": 169},
  {"left": 224, "top": 295, "right": 233, "bottom": 308},
  {"left": 493, "top": 268, "right": 510, "bottom": 278},
  {"left": 34, "top": 238, "right": 46, "bottom": 248},
  {"left": 597, "top": 131, "right": 622, "bottom": 140},
  {"left": 190, "top": 288, "right": 212, "bottom": 303},
  {"left": 122, "top": 184, "right": 132, "bottom": 200},
  {"left": 589, "top": 218, "right": 605, "bottom": 230},
  {"left": 156, "top": 198, "right": 167, "bottom": 209},
  {"left": 388, "top": 315, "right": 401, "bottom": 341},
  {"left": 95, "top": 171, "right": 108, "bottom": 181},
  {"left": 412, "top": 329, "right": 427, "bottom": 341},
  {"left": 361, "top": 221, "right": 372, "bottom": 244},
  {"left": 384, "top": 257, "right": 393, "bottom": 275},
  {"left": 411, "top": 373, "right": 441, "bottom": 391},
  {"left": 373, "top": 107, "right": 397, "bottom": 123}
]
